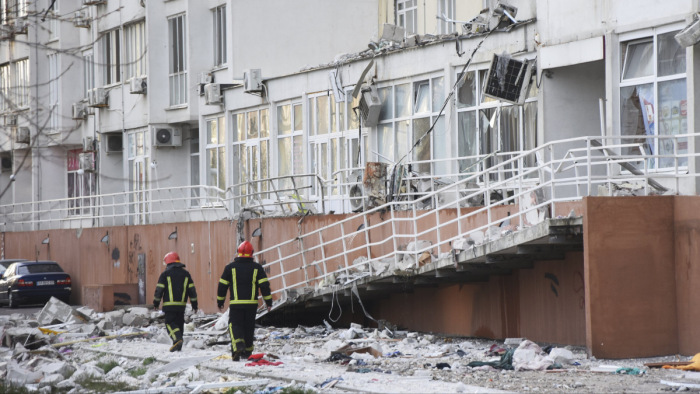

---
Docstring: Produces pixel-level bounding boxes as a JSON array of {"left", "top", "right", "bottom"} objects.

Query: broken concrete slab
[
  {"left": 6, "top": 361, "right": 43, "bottom": 385},
  {"left": 549, "top": 347, "right": 574, "bottom": 365},
  {"left": 37, "top": 360, "right": 76, "bottom": 378},
  {"left": 36, "top": 297, "right": 87, "bottom": 326}
]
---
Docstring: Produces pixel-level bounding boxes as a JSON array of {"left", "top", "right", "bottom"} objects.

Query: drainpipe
[{"left": 33, "top": 13, "right": 41, "bottom": 229}]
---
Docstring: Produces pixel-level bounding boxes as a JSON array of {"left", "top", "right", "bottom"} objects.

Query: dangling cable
[{"left": 328, "top": 287, "right": 342, "bottom": 322}]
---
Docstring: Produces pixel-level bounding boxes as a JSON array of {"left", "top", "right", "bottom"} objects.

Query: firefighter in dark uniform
[
  {"left": 153, "top": 251, "right": 198, "bottom": 352},
  {"left": 217, "top": 240, "right": 273, "bottom": 361}
]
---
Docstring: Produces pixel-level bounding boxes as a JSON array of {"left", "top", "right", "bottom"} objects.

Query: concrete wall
[{"left": 584, "top": 196, "right": 679, "bottom": 358}]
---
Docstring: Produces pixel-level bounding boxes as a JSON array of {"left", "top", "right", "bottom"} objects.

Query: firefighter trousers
[
  {"left": 164, "top": 310, "right": 185, "bottom": 346},
  {"left": 228, "top": 306, "right": 257, "bottom": 356}
]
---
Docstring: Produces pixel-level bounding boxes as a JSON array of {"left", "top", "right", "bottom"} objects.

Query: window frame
[
  {"left": 48, "top": 52, "right": 59, "bottom": 133},
  {"left": 205, "top": 115, "right": 227, "bottom": 198},
  {"left": 168, "top": 13, "right": 188, "bottom": 106},
  {"left": 212, "top": 5, "right": 227, "bottom": 67},
  {"left": 231, "top": 108, "right": 270, "bottom": 206},
  {"left": 276, "top": 101, "right": 305, "bottom": 195},
  {"left": 396, "top": 0, "right": 417, "bottom": 35},
  {"left": 67, "top": 149, "right": 97, "bottom": 217},
  {"left": 124, "top": 20, "right": 146, "bottom": 80},
  {"left": 437, "top": 0, "right": 456, "bottom": 35},
  {"left": 618, "top": 24, "right": 687, "bottom": 171},
  {"left": 99, "top": 29, "right": 121, "bottom": 86}
]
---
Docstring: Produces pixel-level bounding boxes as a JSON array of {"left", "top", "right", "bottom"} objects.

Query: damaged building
[{"left": 0, "top": 0, "right": 699, "bottom": 361}]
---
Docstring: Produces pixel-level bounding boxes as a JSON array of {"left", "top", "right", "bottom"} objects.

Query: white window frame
[
  {"left": 99, "top": 29, "right": 121, "bottom": 86},
  {"left": 205, "top": 115, "right": 226, "bottom": 199},
  {"left": 1, "top": 0, "right": 27, "bottom": 25},
  {"left": 48, "top": 53, "right": 59, "bottom": 133},
  {"left": 67, "top": 149, "right": 96, "bottom": 217},
  {"left": 276, "top": 101, "right": 304, "bottom": 195},
  {"left": 83, "top": 52, "right": 95, "bottom": 99},
  {"left": 455, "top": 68, "right": 538, "bottom": 181},
  {"left": 618, "top": 24, "right": 687, "bottom": 170},
  {"left": 127, "top": 129, "right": 150, "bottom": 225},
  {"left": 168, "top": 14, "right": 187, "bottom": 106},
  {"left": 213, "top": 5, "right": 226, "bottom": 67},
  {"left": 189, "top": 128, "right": 200, "bottom": 206},
  {"left": 231, "top": 108, "right": 270, "bottom": 208},
  {"left": 124, "top": 20, "right": 146, "bottom": 80},
  {"left": 375, "top": 74, "right": 449, "bottom": 179},
  {"left": 396, "top": 0, "right": 417, "bottom": 35},
  {"left": 0, "top": 63, "right": 9, "bottom": 113},
  {"left": 438, "top": 0, "right": 456, "bottom": 34},
  {"left": 13, "top": 58, "right": 28, "bottom": 109}
]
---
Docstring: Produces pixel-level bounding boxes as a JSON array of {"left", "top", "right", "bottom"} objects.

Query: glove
[
  {"left": 217, "top": 301, "right": 224, "bottom": 310},
  {"left": 153, "top": 302, "right": 159, "bottom": 310},
  {"left": 192, "top": 302, "right": 198, "bottom": 312}
]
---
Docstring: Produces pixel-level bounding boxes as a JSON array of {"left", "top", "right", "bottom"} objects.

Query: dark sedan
[{"left": 0, "top": 261, "right": 71, "bottom": 308}]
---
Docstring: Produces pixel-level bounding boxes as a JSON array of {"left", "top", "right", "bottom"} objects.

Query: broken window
[
  {"left": 375, "top": 76, "right": 448, "bottom": 179},
  {"left": 619, "top": 28, "right": 686, "bottom": 169},
  {"left": 456, "top": 69, "right": 538, "bottom": 184}
]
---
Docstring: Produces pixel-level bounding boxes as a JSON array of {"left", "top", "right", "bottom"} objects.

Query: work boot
[
  {"left": 241, "top": 351, "right": 252, "bottom": 360},
  {"left": 232, "top": 350, "right": 241, "bottom": 361},
  {"left": 169, "top": 339, "right": 183, "bottom": 352}
]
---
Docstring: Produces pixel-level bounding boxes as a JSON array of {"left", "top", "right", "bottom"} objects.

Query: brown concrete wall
[
  {"left": 519, "top": 253, "right": 586, "bottom": 346},
  {"left": 674, "top": 196, "right": 700, "bottom": 354},
  {"left": 584, "top": 196, "right": 678, "bottom": 358}
]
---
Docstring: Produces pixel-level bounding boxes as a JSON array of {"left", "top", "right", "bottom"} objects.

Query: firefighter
[
  {"left": 153, "top": 251, "right": 198, "bottom": 352},
  {"left": 217, "top": 240, "right": 273, "bottom": 361}
]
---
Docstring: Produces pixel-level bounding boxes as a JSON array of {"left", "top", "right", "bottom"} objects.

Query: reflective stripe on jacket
[
  {"left": 154, "top": 263, "right": 198, "bottom": 311},
  {"left": 217, "top": 257, "right": 273, "bottom": 307}
]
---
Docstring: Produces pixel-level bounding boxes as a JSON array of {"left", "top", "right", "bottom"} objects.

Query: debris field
[{"left": 2, "top": 297, "right": 700, "bottom": 393}]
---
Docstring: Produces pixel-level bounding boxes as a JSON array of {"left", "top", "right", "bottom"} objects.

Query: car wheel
[{"left": 8, "top": 291, "right": 18, "bottom": 308}]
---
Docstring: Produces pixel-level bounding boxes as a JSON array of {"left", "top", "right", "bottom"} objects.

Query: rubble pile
[{"left": 1, "top": 297, "right": 699, "bottom": 393}]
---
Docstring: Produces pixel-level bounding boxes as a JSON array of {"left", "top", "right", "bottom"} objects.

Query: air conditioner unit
[
  {"left": 204, "top": 83, "right": 222, "bottom": 105},
  {"left": 0, "top": 153, "right": 11, "bottom": 173},
  {"left": 199, "top": 73, "right": 214, "bottom": 85},
  {"left": 72, "top": 102, "right": 87, "bottom": 119},
  {"left": 358, "top": 86, "right": 381, "bottom": 127},
  {"left": 73, "top": 11, "right": 90, "bottom": 28},
  {"left": 88, "top": 87, "right": 108, "bottom": 108},
  {"left": 82, "top": 136, "right": 95, "bottom": 152},
  {"left": 14, "top": 127, "right": 30, "bottom": 144},
  {"left": 79, "top": 152, "right": 96, "bottom": 172},
  {"left": 152, "top": 126, "right": 182, "bottom": 147},
  {"left": 243, "top": 69, "right": 262, "bottom": 93},
  {"left": 129, "top": 77, "right": 147, "bottom": 94},
  {"left": 482, "top": 54, "right": 535, "bottom": 105},
  {"left": 104, "top": 133, "right": 123, "bottom": 153},
  {"left": 12, "top": 18, "right": 28, "bottom": 35},
  {"left": 5, "top": 115, "right": 17, "bottom": 126}
]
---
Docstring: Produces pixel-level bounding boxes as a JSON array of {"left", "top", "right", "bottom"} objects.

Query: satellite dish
[{"left": 155, "top": 128, "right": 172, "bottom": 144}]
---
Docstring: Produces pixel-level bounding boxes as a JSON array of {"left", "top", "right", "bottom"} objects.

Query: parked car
[
  {"left": 0, "top": 259, "right": 27, "bottom": 277},
  {"left": 0, "top": 261, "right": 71, "bottom": 308}
]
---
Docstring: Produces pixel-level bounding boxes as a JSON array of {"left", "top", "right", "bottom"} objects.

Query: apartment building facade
[{"left": 1, "top": 0, "right": 700, "bottom": 358}]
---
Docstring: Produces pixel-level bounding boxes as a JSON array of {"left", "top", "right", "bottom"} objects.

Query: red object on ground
[{"left": 245, "top": 359, "right": 283, "bottom": 367}]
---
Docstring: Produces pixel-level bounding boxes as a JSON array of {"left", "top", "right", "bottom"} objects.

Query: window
[
  {"left": 620, "top": 28, "right": 687, "bottom": 169},
  {"left": 100, "top": 29, "right": 121, "bottom": 85},
  {"left": 124, "top": 21, "right": 146, "bottom": 79},
  {"left": 307, "top": 91, "right": 364, "bottom": 212},
  {"left": 12, "top": 59, "right": 28, "bottom": 108},
  {"left": 47, "top": 8, "right": 58, "bottom": 41},
  {"left": 206, "top": 116, "right": 226, "bottom": 198},
  {"left": 396, "top": 0, "right": 417, "bottom": 35},
  {"left": 1, "top": 0, "right": 27, "bottom": 25},
  {"left": 127, "top": 129, "right": 149, "bottom": 224},
  {"left": 67, "top": 149, "right": 96, "bottom": 216},
  {"left": 232, "top": 108, "right": 269, "bottom": 206},
  {"left": 48, "top": 53, "right": 58, "bottom": 133},
  {"left": 168, "top": 14, "right": 187, "bottom": 106},
  {"left": 83, "top": 53, "right": 95, "bottom": 99},
  {"left": 375, "top": 76, "right": 447, "bottom": 177},
  {"left": 277, "top": 102, "right": 304, "bottom": 193},
  {"left": 456, "top": 69, "right": 538, "bottom": 180},
  {"left": 213, "top": 5, "right": 226, "bottom": 67},
  {"left": 438, "top": 0, "right": 455, "bottom": 34},
  {"left": 0, "top": 63, "right": 9, "bottom": 112},
  {"left": 190, "top": 128, "right": 200, "bottom": 206}
]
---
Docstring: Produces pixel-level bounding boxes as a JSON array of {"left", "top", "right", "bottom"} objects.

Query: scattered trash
[
  {"left": 615, "top": 367, "right": 645, "bottom": 375},
  {"left": 662, "top": 353, "right": 700, "bottom": 371}
]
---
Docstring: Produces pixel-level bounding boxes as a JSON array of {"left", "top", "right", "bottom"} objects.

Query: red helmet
[
  {"left": 163, "top": 251, "right": 181, "bottom": 264},
  {"left": 238, "top": 241, "right": 254, "bottom": 257}
]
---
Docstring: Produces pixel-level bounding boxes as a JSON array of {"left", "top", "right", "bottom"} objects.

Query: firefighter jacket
[
  {"left": 217, "top": 257, "right": 273, "bottom": 309},
  {"left": 153, "top": 263, "right": 198, "bottom": 312}
]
